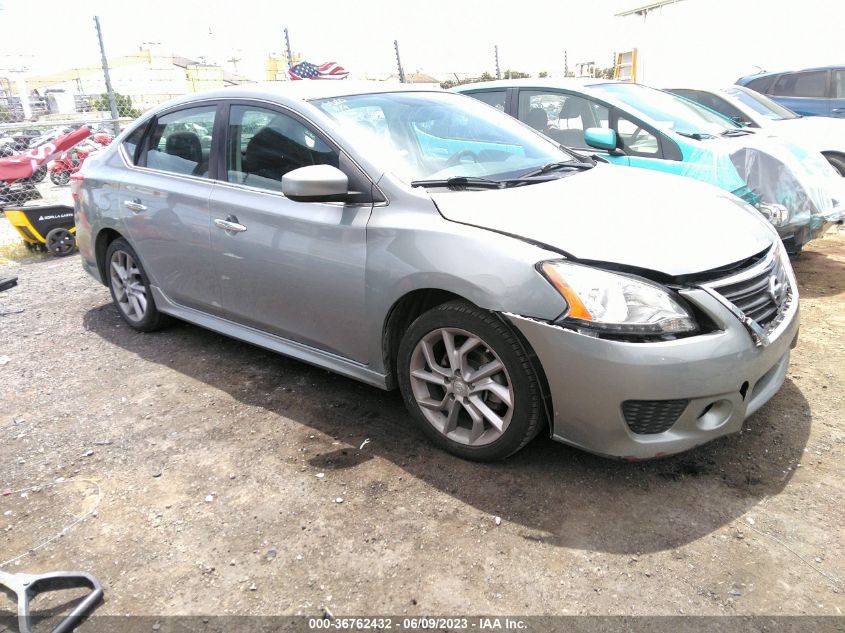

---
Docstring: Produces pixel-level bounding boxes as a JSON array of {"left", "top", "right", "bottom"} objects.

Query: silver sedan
[{"left": 74, "top": 82, "right": 799, "bottom": 461}]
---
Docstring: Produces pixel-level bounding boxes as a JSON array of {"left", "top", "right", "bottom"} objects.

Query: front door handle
[
  {"left": 214, "top": 216, "right": 247, "bottom": 233},
  {"left": 833, "top": 108, "right": 845, "bottom": 114},
  {"left": 123, "top": 199, "right": 147, "bottom": 213}
]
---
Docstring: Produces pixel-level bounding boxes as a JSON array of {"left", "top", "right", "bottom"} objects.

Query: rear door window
[
  {"left": 465, "top": 90, "right": 507, "bottom": 111},
  {"left": 142, "top": 106, "right": 217, "bottom": 178},
  {"left": 773, "top": 71, "right": 828, "bottom": 98}
]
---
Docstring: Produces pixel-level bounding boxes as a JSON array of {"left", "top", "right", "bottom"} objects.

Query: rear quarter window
[{"left": 121, "top": 122, "right": 149, "bottom": 165}]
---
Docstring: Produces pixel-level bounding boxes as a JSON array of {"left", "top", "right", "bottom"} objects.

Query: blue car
[
  {"left": 736, "top": 66, "right": 845, "bottom": 118},
  {"left": 454, "top": 79, "right": 844, "bottom": 252}
]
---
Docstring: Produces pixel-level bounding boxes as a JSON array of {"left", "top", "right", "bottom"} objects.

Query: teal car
[{"left": 454, "top": 79, "right": 844, "bottom": 252}]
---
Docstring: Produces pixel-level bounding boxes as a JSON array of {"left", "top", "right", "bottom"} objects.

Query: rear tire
[
  {"left": 105, "top": 238, "right": 171, "bottom": 332},
  {"left": 397, "top": 300, "right": 544, "bottom": 461}
]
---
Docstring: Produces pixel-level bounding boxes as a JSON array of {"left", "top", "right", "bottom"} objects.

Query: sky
[
  {"left": 0, "top": 0, "right": 622, "bottom": 78},
  {"left": 0, "top": 0, "right": 843, "bottom": 84}
]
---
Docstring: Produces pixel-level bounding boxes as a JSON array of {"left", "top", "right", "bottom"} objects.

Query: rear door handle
[
  {"left": 214, "top": 216, "right": 247, "bottom": 233},
  {"left": 833, "top": 108, "right": 845, "bottom": 114},
  {"left": 123, "top": 199, "right": 147, "bottom": 213}
]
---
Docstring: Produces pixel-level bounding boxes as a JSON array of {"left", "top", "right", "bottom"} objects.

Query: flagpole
[
  {"left": 284, "top": 28, "right": 294, "bottom": 72},
  {"left": 394, "top": 40, "right": 406, "bottom": 84}
]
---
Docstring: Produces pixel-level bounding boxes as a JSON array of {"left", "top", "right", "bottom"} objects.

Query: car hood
[
  {"left": 430, "top": 163, "right": 774, "bottom": 277},
  {"left": 769, "top": 116, "right": 845, "bottom": 151}
]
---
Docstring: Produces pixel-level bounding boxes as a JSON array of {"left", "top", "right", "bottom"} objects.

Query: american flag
[{"left": 288, "top": 61, "right": 349, "bottom": 80}]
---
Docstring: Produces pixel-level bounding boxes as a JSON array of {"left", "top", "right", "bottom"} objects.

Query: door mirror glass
[
  {"left": 281, "top": 164, "right": 349, "bottom": 202},
  {"left": 584, "top": 127, "right": 618, "bottom": 151}
]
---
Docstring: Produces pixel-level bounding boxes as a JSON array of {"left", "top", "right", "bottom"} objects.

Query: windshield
[
  {"left": 725, "top": 86, "right": 799, "bottom": 121},
  {"left": 312, "top": 91, "right": 576, "bottom": 183},
  {"left": 591, "top": 83, "right": 740, "bottom": 137}
]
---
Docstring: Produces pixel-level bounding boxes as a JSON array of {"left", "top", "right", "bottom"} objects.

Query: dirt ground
[{"left": 0, "top": 213, "right": 843, "bottom": 620}]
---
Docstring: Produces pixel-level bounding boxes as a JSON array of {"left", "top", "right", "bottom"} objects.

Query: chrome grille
[{"left": 704, "top": 248, "right": 791, "bottom": 331}]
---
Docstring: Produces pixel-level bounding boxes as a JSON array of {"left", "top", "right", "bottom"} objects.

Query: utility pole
[
  {"left": 284, "top": 28, "right": 294, "bottom": 71},
  {"left": 7, "top": 72, "right": 31, "bottom": 121},
  {"left": 564, "top": 50, "right": 568, "bottom": 77},
  {"left": 494, "top": 45, "right": 501, "bottom": 80},
  {"left": 394, "top": 40, "right": 406, "bottom": 83},
  {"left": 94, "top": 16, "right": 120, "bottom": 134},
  {"left": 227, "top": 56, "right": 241, "bottom": 74}
]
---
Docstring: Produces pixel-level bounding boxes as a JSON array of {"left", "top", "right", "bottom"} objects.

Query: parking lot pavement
[{"left": 0, "top": 224, "right": 843, "bottom": 617}]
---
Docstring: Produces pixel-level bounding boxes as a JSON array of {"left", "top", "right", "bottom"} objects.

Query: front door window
[{"left": 517, "top": 90, "right": 609, "bottom": 148}]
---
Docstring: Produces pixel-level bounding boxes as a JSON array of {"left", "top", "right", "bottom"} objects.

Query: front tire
[
  {"left": 397, "top": 300, "right": 544, "bottom": 461},
  {"left": 105, "top": 238, "right": 170, "bottom": 332}
]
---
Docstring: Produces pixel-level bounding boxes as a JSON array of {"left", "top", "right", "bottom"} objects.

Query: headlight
[
  {"left": 756, "top": 202, "right": 789, "bottom": 227},
  {"left": 540, "top": 261, "right": 697, "bottom": 335}
]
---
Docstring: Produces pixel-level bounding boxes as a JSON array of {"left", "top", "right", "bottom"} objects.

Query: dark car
[{"left": 736, "top": 66, "right": 845, "bottom": 118}]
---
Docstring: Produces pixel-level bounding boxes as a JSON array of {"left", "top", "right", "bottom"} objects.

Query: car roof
[
  {"left": 454, "top": 79, "right": 716, "bottom": 138},
  {"left": 738, "top": 65, "right": 845, "bottom": 82},
  {"left": 453, "top": 77, "right": 614, "bottom": 91},
  {"left": 667, "top": 85, "right": 749, "bottom": 95},
  {"left": 149, "top": 80, "right": 444, "bottom": 111}
]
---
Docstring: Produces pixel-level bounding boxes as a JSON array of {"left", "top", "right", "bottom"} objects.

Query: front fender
[{"left": 364, "top": 200, "right": 568, "bottom": 374}]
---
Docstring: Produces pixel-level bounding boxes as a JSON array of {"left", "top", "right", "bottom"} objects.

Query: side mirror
[
  {"left": 281, "top": 165, "right": 349, "bottom": 203},
  {"left": 584, "top": 127, "right": 619, "bottom": 152},
  {"left": 731, "top": 115, "right": 752, "bottom": 127}
]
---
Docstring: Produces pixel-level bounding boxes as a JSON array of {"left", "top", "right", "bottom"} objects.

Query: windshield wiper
[
  {"left": 676, "top": 131, "right": 715, "bottom": 140},
  {"left": 410, "top": 176, "right": 506, "bottom": 189},
  {"left": 720, "top": 128, "right": 754, "bottom": 137},
  {"left": 519, "top": 161, "right": 595, "bottom": 178},
  {"left": 410, "top": 175, "right": 562, "bottom": 190}
]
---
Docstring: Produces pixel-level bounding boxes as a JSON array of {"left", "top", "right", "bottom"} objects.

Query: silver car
[{"left": 74, "top": 82, "right": 800, "bottom": 461}]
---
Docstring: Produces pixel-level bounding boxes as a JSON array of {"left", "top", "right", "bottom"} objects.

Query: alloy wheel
[
  {"left": 408, "top": 327, "right": 514, "bottom": 446},
  {"left": 109, "top": 250, "right": 147, "bottom": 322}
]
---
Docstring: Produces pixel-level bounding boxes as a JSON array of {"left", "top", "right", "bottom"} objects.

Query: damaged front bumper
[
  {"left": 506, "top": 286, "right": 800, "bottom": 460},
  {"left": 764, "top": 203, "right": 844, "bottom": 252},
  {"left": 730, "top": 142, "right": 845, "bottom": 250}
]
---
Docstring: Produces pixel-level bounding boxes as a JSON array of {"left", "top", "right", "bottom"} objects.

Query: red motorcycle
[
  {"left": 0, "top": 127, "right": 90, "bottom": 205},
  {"left": 91, "top": 131, "right": 113, "bottom": 146},
  {"left": 49, "top": 144, "right": 96, "bottom": 186},
  {"left": 49, "top": 130, "right": 112, "bottom": 186}
]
